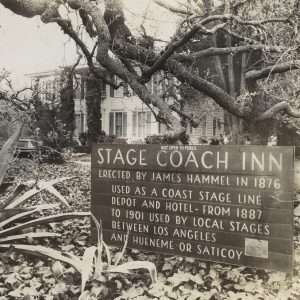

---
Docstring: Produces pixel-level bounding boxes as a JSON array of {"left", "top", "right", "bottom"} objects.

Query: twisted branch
[
  {"left": 175, "top": 44, "right": 283, "bottom": 62},
  {"left": 246, "top": 60, "right": 300, "bottom": 81},
  {"left": 256, "top": 101, "right": 300, "bottom": 121}
]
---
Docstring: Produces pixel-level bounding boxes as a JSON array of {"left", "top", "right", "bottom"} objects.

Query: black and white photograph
[{"left": 0, "top": 0, "right": 300, "bottom": 299}]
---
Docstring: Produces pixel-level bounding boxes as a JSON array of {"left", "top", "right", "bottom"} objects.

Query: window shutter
[
  {"left": 109, "top": 112, "right": 114, "bottom": 136},
  {"left": 115, "top": 112, "right": 122, "bottom": 136},
  {"left": 138, "top": 112, "right": 142, "bottom": 137},
  {"left": 202, "top": 115, "right": 207, "bottom": 136},
  {"left": 110, "top": 75, "right": 115, "bottom": 97},
  {"left": 110, "top": 85, "right": 114, "bottom": 97},
  {"left": 132, "top": 112, "right": 137, "bottom": 137},
  {"left": 123, "top": 112, "right": 127, "bottom": 137},
  {"left": 213, "top": 118, "right": 217, "bottom": 136},
  {"left": 146, "top": 111, "right": 151, "bottom": 135}
]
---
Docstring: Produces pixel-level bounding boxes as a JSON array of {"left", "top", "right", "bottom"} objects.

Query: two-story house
[{"left": 27, "top": 66, "right": 224, "bottom": 144}]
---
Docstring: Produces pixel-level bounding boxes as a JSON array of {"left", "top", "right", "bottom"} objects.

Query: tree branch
[
  {"left": 119, "top": 57, "right": 138, "bottom": 76},
  {"left": 175, "top": 44, "right": 282, "bottom": 62},
  {"left": 78, "top": 8, "right": 97, "bottom": 38},
  {"left": 114, "top": 39, "right": 248, "bottom": 118},
  {"left": 70, "top": 54, "right": 82, "bottom": 74},
  {"left": 170, "top": 104, "right": 200, "bottom": 127},
  {"left": 0, "top": 91, "right": 28, "bottom": 112},
  {"left": 142, "top": 11, "right": 288, "bottom": 83},
  {"left": 0, "top": 0, "right": 49, "bottom": 18},
  {"left": 81, "top": 1, "right": 186, "bottom": 139},
  {"left": 166, "top": 59, "right": 247, "bottom": 118},
  {"left": 141, "top": 22, "right": 226, "bottom": 82},
  {"left": 195, "top": 13, "right": 291, "bottom": 27},
  {"left": 256, "top": 101, "right": 300, "bottom": 121},
  {"left": 153, "top": 0, "right": 193, "bottom": 16},
  {"left": 221, "top": 28, "right": 258, "bottom": 44},
  {"left": 245, "top": 60, "right": 300, "bottom": 81},
  {"left": 55, "top": 18, "right": 118, "bottom": 88}
]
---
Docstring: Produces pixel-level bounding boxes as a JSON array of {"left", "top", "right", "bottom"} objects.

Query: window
[
  {"left": 132, "top": 111, "right": 152, "bottom": 137},
  {"left": 109, "top": 112, "right": 127, "bottom": 137}
]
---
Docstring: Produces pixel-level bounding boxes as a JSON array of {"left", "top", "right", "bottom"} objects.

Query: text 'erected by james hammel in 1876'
[{"left": 91, "top": 144, "right": 294, "bottom": 272}]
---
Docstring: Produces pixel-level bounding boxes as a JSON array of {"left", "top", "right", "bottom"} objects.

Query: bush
[
  {"left": 145, "top": 135, "right": 169, "bottom": 145},
  {"left": 74, "top": 145, "right": 91, "bottom": 153},
  {"left": 145, "top": 134, "right": 189, "bottom": 145}
]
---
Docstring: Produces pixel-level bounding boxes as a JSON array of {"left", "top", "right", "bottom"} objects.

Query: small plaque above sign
[{"left": 91, "top": 144, "right": 294, "bottom": 272}]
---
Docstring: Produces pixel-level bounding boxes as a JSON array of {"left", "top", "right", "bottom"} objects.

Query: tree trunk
[
  {"left": 277, "top": 125, "right": 300, "bottom": 146},
  {"left": 246, "top": 120, "right": 272, "bottom": 145},
  {"left": 230, "top": 115, "right": 244, "bottom": 144},
  {"left": 86, "top": 76, "right": 102, "bottom": 146},
  {"left": 59, "top": 68, "right": 75, "bottom": 146}
]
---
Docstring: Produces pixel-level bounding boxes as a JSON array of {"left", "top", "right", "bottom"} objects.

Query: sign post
[{"left": 91, "top": 144, "right": 294, "bottom": 272}]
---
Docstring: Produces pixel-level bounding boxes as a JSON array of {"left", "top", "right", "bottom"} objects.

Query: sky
[{"left": 0, "top": 0, "right": 179, "bottom": 88}]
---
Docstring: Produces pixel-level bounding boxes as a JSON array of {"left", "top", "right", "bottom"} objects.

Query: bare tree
[{"left": 1, "top": 0, "right": 300, "bottom": 144}]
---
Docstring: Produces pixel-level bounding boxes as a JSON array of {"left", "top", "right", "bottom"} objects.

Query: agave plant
[
  {"left": 0, "top": 125, "right": 89, "bottom": 262},
  {"left": 79, "top": 215, "right": 158, "bottom": 294},
  {"left": 0, "top": 126, "right": 157, "bottom": 298},
  {"left": 0, "top": 204, "right": 90, "bottom": 244},
  {"left": 0, "top": 212, "right": 157, "bottom": 299}
]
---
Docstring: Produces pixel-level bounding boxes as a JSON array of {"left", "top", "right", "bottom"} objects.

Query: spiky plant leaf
[
  {"left": 0, "top": 212, "right": 90, "bottom": 237},
  {"left": 0, "top": 208, "right": 29, "bottom": 223},
  {"left": 81, "top": 246, "right": 97, "bottom": 293},
  {"left": 102, "top": 241, "right": 112, "bottom": 267},
  {"left": 114, "top": 230, "right": 129, "bottom": 266},
  {"left": 0, "top": 232, "right": 60, "bottom": 243},
  {"left": 6, "top": 177, "right": 74, "bottom": 209},
  {"left": 91, "top": 213, "right": 105, "bottom": 277},
  {"left": 1, "top": 183, "right": 28, "bottom": 209},
  {"left": 0, "top": 204, "right": 58, "bottom": 228},
  {"left": 107, "top": 261, "right": 158, "bottom": 284},
  {"left": 44, "top": 185, "right": 70, "bottom": 207}
]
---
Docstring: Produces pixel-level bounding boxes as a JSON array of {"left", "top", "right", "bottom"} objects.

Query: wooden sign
[{"left": 91, "top": 144, "right": 294, "bottom": 272}]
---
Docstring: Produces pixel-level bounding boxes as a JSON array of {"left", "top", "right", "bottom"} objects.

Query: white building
[
  {"left": 27, "top": 67, "right": 224, "bottom": 144},
  {"left": 100, "top": 76, "right": 160, "bottom": 143},
  {"left": 27, "top": 67, "right": 165, "bottom": 143}
]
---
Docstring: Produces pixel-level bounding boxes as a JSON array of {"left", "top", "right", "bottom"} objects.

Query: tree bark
[
  {"left": 86, "top": 76, "right": 102, "bottom": 146},
  {"left": 59, "top": 68, "right": 75, "bottom": 146}
]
